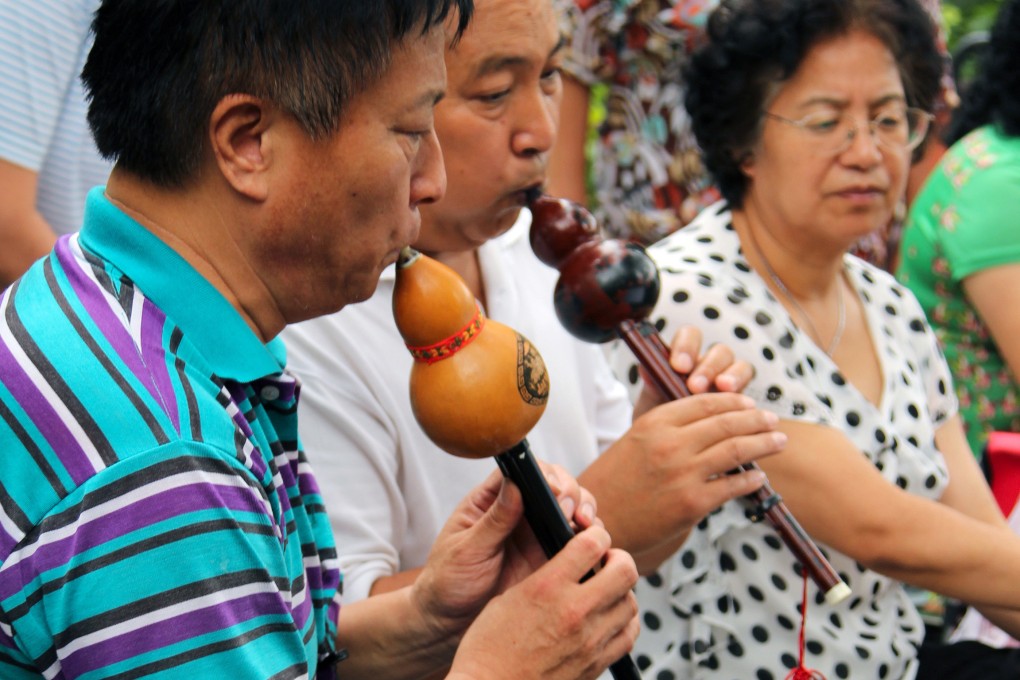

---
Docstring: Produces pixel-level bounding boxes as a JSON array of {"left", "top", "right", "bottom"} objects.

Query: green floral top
[{"left": 897, "top": 125, "right": 1020, "bottom": 457}]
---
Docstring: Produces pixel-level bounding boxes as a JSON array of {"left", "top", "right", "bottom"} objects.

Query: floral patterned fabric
[
  {"left": 897, "top": 125, "right": 1020, "bottom": 458},
  {"left": 554, "top": 0, "right": 722, "bottom": 244}
]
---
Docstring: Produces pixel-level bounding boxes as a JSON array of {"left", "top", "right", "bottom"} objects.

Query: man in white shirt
[{"left": 283, "top": 0, "right": 786, "bottom": 603}]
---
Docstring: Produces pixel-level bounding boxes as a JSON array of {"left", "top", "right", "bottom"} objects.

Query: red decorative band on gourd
[{"left": 406, "top": 307, "right": 485, "bottom": 365}]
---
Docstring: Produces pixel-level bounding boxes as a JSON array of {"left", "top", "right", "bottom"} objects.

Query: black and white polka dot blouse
[{"left": 611, "top": 203, "right": 958, "bottom": 680}]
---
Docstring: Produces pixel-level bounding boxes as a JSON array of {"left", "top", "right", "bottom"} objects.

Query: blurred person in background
[
  {"left": 546, "top": 0, "right": 722, "bottom": 245},
  {"left": 898, "top": 0, "right": 1020, "bottom": 465},
  {"left": 0, "top": 0, "right": 111, "bottom": 287}
]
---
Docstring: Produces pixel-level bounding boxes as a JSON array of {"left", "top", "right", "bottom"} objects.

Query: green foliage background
[{"left": 942, "top": 0, "right": 1003, "bottom": 51}]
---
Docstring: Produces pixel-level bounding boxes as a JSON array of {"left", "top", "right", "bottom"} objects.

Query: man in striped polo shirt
[{"left": 0, "top": 1, "right": 641, "bottom": 678}]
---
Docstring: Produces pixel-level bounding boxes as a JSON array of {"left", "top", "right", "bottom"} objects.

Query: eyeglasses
[{"left": 762, "top": 106, "right": 934, "bottom": 156}]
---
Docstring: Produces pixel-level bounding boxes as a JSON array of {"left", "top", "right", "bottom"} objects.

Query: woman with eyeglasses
[{"left": 610, "top": 1, "right": 1020, "bottom": 678}]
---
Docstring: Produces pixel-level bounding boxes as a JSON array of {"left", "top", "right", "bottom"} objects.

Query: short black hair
[
  {"left": 82, "top": 0, "right": 473, "bottom": 187},
  {"left": 944, "top": 0, "right": 1020, "bottom": 145},
  {"left": 684, "top": 0, "right": 942, "bottom": 208}
]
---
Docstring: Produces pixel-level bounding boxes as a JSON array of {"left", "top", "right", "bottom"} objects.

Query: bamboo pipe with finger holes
[
  {"left": 392, "top": 246, "right": 643, "bottom": 680},
  {"left": 527, "top": 192, "right": 851, "bottom": 607}
]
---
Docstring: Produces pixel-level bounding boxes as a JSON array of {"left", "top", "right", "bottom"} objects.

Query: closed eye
[
  {"left": 873, "top": 113, "right": 905, "bottom": 130},
  {"left": 477, "top": 89, "right": 510, "bottom": 104},
  {"left": 805, "top": 116, "right": 840, "bottom": 133},
  {"left": 398, "top": 128, "right": 430, "bottom": 140}
]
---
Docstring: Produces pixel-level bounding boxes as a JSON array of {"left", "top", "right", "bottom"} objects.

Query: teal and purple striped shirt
[{"left": 0, "top": 188, "right": 342, "bottom": 678}]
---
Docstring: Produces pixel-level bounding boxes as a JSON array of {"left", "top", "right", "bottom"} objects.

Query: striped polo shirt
[{"left": 0, "top": 188, "right": 342, "bottom": 678}]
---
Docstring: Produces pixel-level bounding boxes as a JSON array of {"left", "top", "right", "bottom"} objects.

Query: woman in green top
[{"left": 897, "top": 0, "right": 1020, "bottom": 459}]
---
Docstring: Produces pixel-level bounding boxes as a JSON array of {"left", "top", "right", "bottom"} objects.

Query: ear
[
  {"left": 738, "top": 149, "right": 757, "bottom": 180},
  {"left": 209, "top": 94, "right": 273, "bottom": 202}
]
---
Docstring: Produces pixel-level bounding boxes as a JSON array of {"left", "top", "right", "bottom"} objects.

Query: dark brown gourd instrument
[{"left": 527, "top": 192, "right": 850, "bottom": 607}]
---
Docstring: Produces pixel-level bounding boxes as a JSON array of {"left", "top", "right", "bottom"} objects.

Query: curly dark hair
[
  {"left": 82, "top": 0, "right": 473, "bottom": 188},
  {"left": 944, "top": 0, "right": 1020, "bottom": 146},
  {"left": 684, "top": 0, "right": 942, "bottom": 208}
]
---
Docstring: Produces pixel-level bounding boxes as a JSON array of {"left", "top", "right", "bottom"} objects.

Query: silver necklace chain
[{"left": 748, "top": 232, "right": 846, "bottom": 357}]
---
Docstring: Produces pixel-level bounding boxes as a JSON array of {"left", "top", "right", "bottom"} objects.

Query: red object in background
[{"left": 986, "top": 431, "right": 1020, "bottom": 516}]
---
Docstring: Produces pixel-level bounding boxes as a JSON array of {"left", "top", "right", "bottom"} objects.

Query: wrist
[{"left": 408, "top": 575, "right": 469, "bottom": 664}]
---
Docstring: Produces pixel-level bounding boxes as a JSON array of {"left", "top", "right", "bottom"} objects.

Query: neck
[
  {"left": 423, "top": 248, "right": 486, "bottom": 309},
  {"left": 105, "top": 167, "right": 286, "bottom": 342},
  {"left": 732, "top": 207, "right": 848, "bottom": 356},
  {"left": 733, "top": 208, "right": 844, "bottom": 303}
]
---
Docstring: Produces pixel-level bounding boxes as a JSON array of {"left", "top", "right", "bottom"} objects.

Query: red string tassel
[{"left": 785, "top": 567, "right": 826, "bottom": 680}]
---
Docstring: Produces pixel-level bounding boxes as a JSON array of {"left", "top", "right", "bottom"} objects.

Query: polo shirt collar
[{"left": 78, "top": 187, "right": 286, "bottom": 382}]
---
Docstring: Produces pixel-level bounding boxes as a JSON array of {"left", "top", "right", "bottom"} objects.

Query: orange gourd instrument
[
  {"left": 392, "top": 247, "right": 548, "bottom": 458},
  {"left": 393, "top": 246, "right": 643, "bottom": 680}
]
